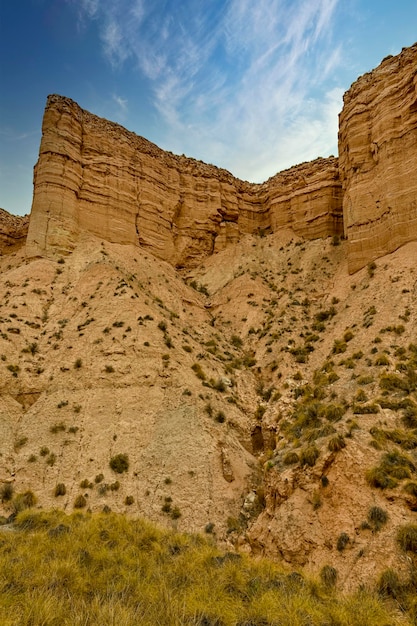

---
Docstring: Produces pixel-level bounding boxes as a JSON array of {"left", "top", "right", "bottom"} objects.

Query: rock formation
[
  {"left": 339, "top": 42, "right": 417, "bottom": 273},
  {"left": 26, "top": 95, "right": 343, "bottom": 266},
  {"left": 3, "top": 40, "right": 417, "bottom": 594},
  {"left": 26, "top": 42, "right": 417, "bottom": 273},
  {"left": 0, "top": 209, "right": 29, "bottom": 254}
]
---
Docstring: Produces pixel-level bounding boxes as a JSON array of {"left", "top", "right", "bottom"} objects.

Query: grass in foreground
[{"left": 0, "top": 509, "right": 409, "bottom": 625}]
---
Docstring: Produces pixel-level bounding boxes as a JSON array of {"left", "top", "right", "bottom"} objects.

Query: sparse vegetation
[
  {"left": 368, "top": 506, "right": 388, "bottom": 531},
  {"left": 397, "top": 524, "right": 417, "bottom": 553},
  {"left": 54, "top": 483, "right": 66, "bottom": 497},
  {"left": 299, "top": 445, "right": 319, "bottom": 467},
  {"left": 320, "top": 565, "right": 338, "bottom": 588},
  {"left": 0, "top": 483, "right": 14, "bottom": 503},
  {"left": 109, "top": 453, "right": 129, "bottom": 474},
  {"left": 336, "top": 532, "right": 350, "bottom": 552},
  {"left": 0, "top": 510, "right": 403, "bottom": 625},
  {"left": 74, "top": 494, "right": 87, "bottom": 508},
  {"left": 328, "top": 434, "right": 346, "bottom": 452}
]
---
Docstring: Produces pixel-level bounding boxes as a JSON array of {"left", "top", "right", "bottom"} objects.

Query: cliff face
[
  {"left": 339, "top": 43, "right": 417, "bottom": 273},
  {"left": 26, "top": 95, "right": 342, "bottom": 266},
  {"left": 24, "top": 40, "right": 417, "bottom": 272},
  {"left": 0, "top": 209, "right": 29, "bottom": 254}
]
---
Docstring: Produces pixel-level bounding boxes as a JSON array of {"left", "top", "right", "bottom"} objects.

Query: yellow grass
[{"left": 0, "top": 509, "right": 409, "bottom": 625}]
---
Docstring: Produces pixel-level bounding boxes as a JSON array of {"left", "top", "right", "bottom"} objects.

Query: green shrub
[
  {"left": 46, "top": 453, "right": 56, "bottom": 466},
  {"left": 314, "top": 308, "right": 336, "bottom": 323},
  {"left": 367, "top": 450, "right": 415, "bottom": 490},
  {"left": 378, "top": 569, "right": 401, "bottom": 598},
  {"left": 323, "top": 404, "right": 345, "bottom": 422},
  {"left": 402, "top": 405, "right": 417, "bottom": 428},
  {"left": 54, "top": 483, "right": 66, "bottom": 497},
  {"left": 336, "top": 532, "right": 349, "bottom": 552},
  {"left": 255, "top": 405, "right": 266, "bottom": 420},
  {"left": 357, "top": 375, "right": 374, "bottom": 385},
  {"left": 191, "top": 363, "right": 206, "bottom": 380},
  {"left": 215, "top": 411, "right": 226, "bottom": 424},
  {"left": 171, "top": 506, "right": 181, "bottom": 520},
  {"left": 0, "top": 482, "right": 14, "bottom": 502},
  {"left": 404, "top": 482, "right": 417, "bottom": 497},
  {"left": 383, "top": 450, "right": 415, "bottom": 474},
  {"left": 125, "top": 496, "right": 134, "bottom": 505},
  {"left": 368, "top": 506, "right": 388, "bottom": 531},
  {"left": 299, "top": 445, "right": 319, "bottom": 467},
  {"left": 366, "top": 468, "right": 397, "bottom": 490},
  {"left": 13, "top": 491, "right": 37, "bottom": 513},
  {"left": 6, "top": 364, "right": 20, "bottom": 377},
  {"left": 328, "top": 435, "right": 346, "bottom": 453},
  {"left": 355, "top": 389, "right": 368, "bottom": 403},
  {"left": 164, "top": 335, "right": 173, "bottom": 349},
  {"left": 50, "top": 422, "right": 66, "bottom": 434},
  {"left": 397, "top": 524, "right": 417, "bottom": 552},
  {"left": 283, "top": 451, "right": 299, "bottom": 465},
  {"left": 320, "top": 565, "right": 337, "bottom": 588},
  {"left": 332, "top": 340, "right": 347, "bottom": 355},
  {"left": 74, "top": 495, "right": 87, "bottom": 509},
  {"left": 375, "top": 354, "right": 390, "bottom": 366},
  {"left": 231, "top": 335, "right": 243, "bottom": 348},
  {"left": 379, "top": 370, "right": 416, "bottom": 393},
  {"left": 109, "top": 454, "right": 129, "bottom": 474}
]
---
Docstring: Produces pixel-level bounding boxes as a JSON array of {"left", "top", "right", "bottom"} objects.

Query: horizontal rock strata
[
  {"left": 339, "top": 42, "right": 417, "bottom": 273},
  {"left": 26, "top": 95, "right": 343, "bottom": 267},
  {"left": 24, "top": 41, "right": 417, "bottom": 272},
  {"left": 0, "top": 209, "right": 29, "bottom": 254}
]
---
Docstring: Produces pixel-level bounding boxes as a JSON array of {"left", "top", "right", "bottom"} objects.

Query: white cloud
[
  {"left": 0, "top": 127, "right": 39, "bottom": 141},
  {"left": 69, "top": 0, "right": 344, "bottom": 181},
  {"left": 113, "top": 94, "right": 128, "bottom": 113},
  {"left": 68, "top": 0, "right": 99, "bottom": 28}
]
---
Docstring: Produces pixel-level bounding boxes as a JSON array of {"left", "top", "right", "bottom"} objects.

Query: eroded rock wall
[
  {"left": 339, "top": 43, "right": 417, "bottom": 273},
  {"left": 0, "top": 209, "right": 29, "bottom": 254},
  {"left": 26, "top": 95, "right": 342, "bottom": 266}
]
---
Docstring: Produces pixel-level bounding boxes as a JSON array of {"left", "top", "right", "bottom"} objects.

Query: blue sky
[{"left": 1, "top": 1, "right": 417, "bottom": 216}]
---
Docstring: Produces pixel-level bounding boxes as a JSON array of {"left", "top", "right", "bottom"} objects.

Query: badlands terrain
[{"left": 0, "top": 40, "right": 417, "bottom": 621}]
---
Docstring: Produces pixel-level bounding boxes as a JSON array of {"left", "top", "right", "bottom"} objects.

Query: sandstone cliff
[
  {"left": 26, "top": 95, "right": 342, "bottom": 266},
  {"left": 22, "top": 40, "right": 417, "bottom": 274},
  {"left": 0, "top": 209, "right": 29, "bottom": 254},
  {"left": 4, "top": 41, "right": 417, "bottom": 594},
  {"left": 339, "top": 42, "right": 417, "bottom": 273}
]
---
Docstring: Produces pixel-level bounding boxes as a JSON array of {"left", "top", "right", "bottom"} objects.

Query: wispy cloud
[
  {"left": 113, "top": 94, "right": 128, "bottom": 113},
  {"left": 69, "top": 0, "right": 99, "bottom": 28},
  {"left": 0, "top": 127, "right": 39, "bottom": 141},
  {"left": 68, "top": 0, "right": 343, "bottom": 181}
]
